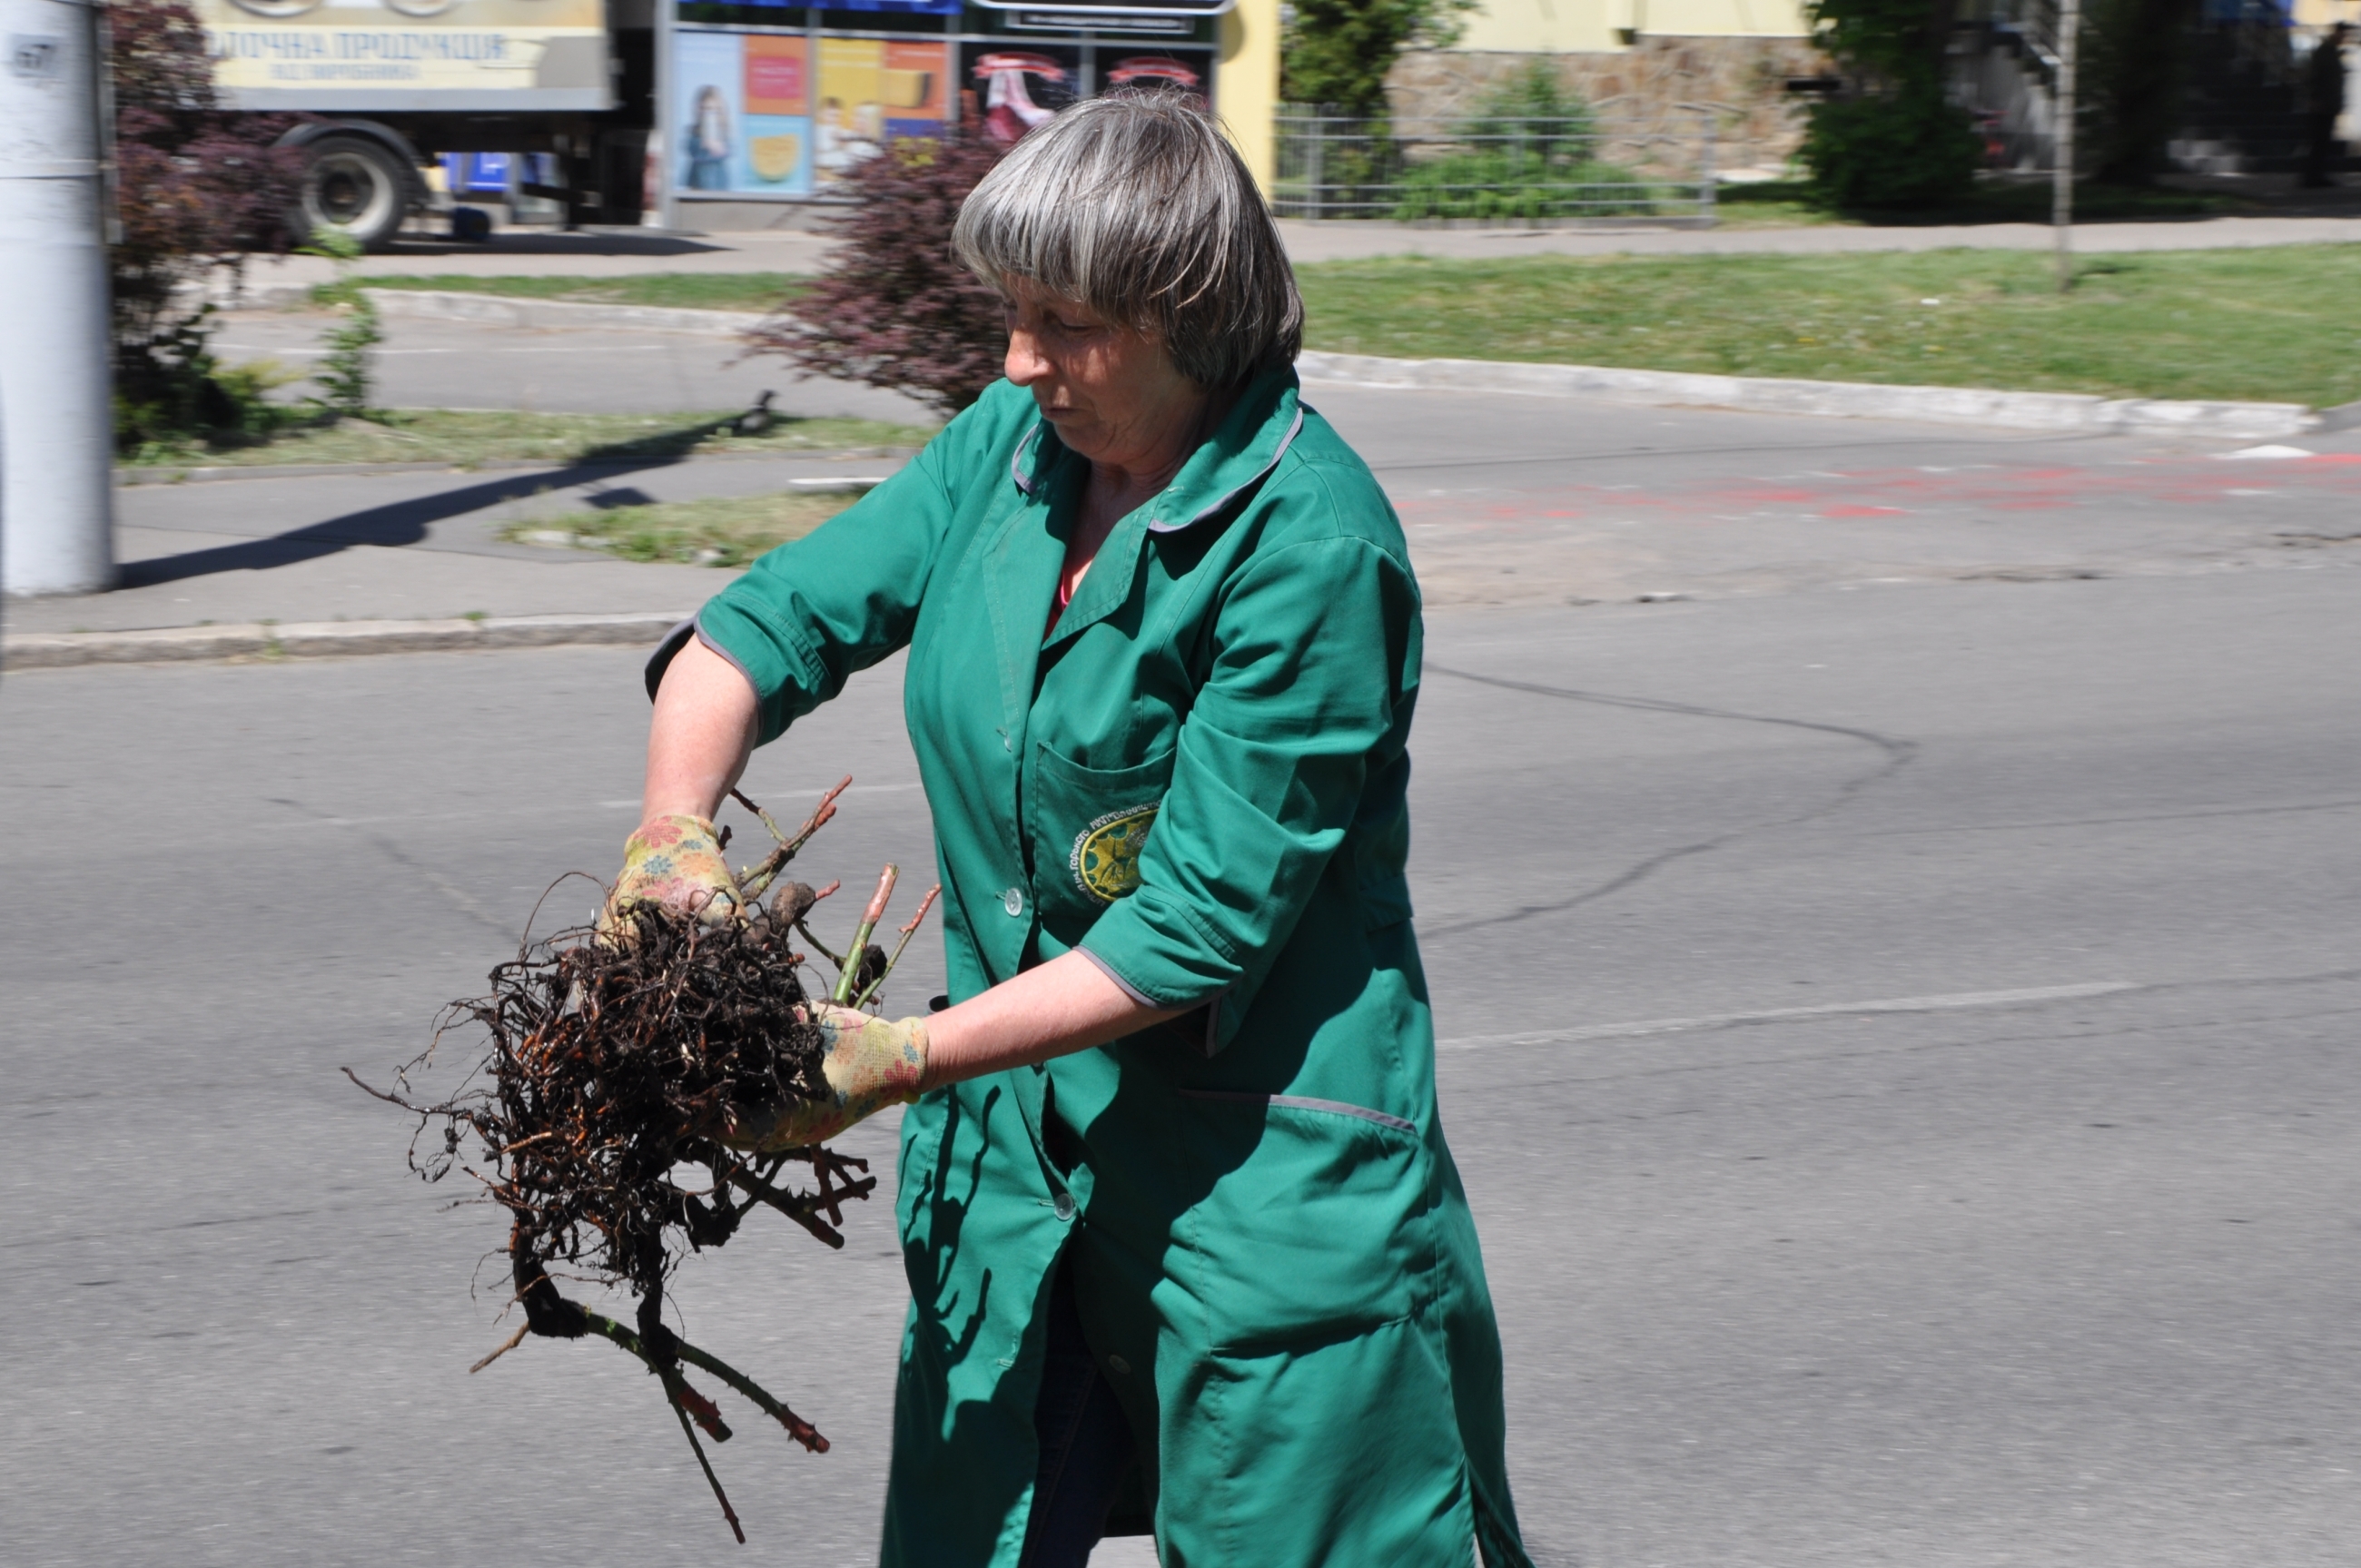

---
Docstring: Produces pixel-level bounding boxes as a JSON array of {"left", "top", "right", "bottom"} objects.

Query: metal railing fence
[{"left": 1273, "top": 104, "right": 1721, "bottom": 222}]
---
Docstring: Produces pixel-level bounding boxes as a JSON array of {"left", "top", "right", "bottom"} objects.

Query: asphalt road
[{"left": 6, "top": 552, "right": 2359, "bottom": 1564}]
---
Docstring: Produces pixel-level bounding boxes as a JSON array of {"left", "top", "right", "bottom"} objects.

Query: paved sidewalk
[
  {"left": 5, "top": 449, "right": 903, "bottom": 638},
  {"left": 229, "top": 205, "right": 2361, "bottom": 297}
]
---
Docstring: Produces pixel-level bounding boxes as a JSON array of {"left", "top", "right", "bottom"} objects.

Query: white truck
[{"left": 196, "top": 0, "right": 656, "bottom": 247}]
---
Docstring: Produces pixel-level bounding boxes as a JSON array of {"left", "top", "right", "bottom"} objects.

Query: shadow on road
[
  {"left": 119, "top": 421, "right": 743, "bottom": 588},
  {"left": 376, "top": 232, "right": 735, "bottom": 260}
]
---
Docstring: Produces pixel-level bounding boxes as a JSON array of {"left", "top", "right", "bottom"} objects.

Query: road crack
[
  {"left": 1422, "top": 666, "right": 1918, "bottom": 937},
  {"left": 267, "top": 794, "right": 512, "bottom": 937}
]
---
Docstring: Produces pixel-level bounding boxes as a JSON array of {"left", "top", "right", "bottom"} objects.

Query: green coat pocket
[
  {"left": 1027, "top": 741, "right": 1175, "bottom": 937},
  {"left": 1172, "top": 1093, "right": 1437, "bottom": 1352}
]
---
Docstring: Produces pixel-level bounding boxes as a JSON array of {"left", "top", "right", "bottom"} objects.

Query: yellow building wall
[
  {"left": 1455, "top": 0, "right": 1813, "bottom": 53},
  {"left": 1455, "top": 0, "right": 1621, "bottom": 52},
  {"left": 1221, "top": 0, "right": 1283, "bottom": 192}
]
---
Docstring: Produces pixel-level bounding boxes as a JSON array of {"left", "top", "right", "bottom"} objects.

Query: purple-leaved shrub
[
  {"left": 109, "top": 0, "right": 302, "bottom": 446},
  {"left": 745, "top": 130, "right": 1010, "bottom": 417}
]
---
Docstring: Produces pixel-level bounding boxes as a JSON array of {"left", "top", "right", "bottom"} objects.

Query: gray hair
[{"left": 952, "top": 94, "right": 1303, "bottom": 390}]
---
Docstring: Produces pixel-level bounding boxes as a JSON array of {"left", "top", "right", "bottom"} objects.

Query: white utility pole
[
  {"left": 2052, "top": 0, "right": 2081, "bottom": 293},
  {"left": 0, "top": 0, "right": 115, "bottom": 597},
  {"left": 648, "top": 0, "right": 677, "bottom": 231}
]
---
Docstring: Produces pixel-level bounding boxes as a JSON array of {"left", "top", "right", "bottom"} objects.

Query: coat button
[
  {"left": 1003, "top": 886, "right": 1024, "bottom": 917},
  {"left": 1107, "top": 1355, "right": 1131, "bottom": 1376},
  {"left": 1052, "top": 1191, "right": 1076, "bottom": 1221}
]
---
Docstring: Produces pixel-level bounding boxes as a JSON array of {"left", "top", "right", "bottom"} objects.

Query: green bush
[
  {"left": 1800, "top": 0, "right": 1981, "bottom": 209},
  {"left": 1282, "top": 0, "right": 1478, "bottom": 117},
  {"left": 112, "top": 305, "right": 309, "bottom": 459},
  {"left": 1394, "top": 153, "right": 1655, "bottom": 221},
  {"left": 1799, "top": 92, "right": 1981, "bottom": 209},
  {"left": 1393, "top": 64, "right": 1652, "bottom": 221},
  {"left": 298, "top": 228, "right": 385, "bottom": 420}
]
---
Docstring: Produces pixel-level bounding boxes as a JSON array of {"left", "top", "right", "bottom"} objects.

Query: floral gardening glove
[
  {"left": 718, "top": 1005, "right": 930, "bottom": 1152},
  {"left": 604, "top": 814, "right": 745, "bottom": 928}
]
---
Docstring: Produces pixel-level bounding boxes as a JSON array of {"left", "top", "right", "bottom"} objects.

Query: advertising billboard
[
  {"left": 197, "top": 0, "right": 610, "bottom": 113},
  {"left": 1100, "top": 48, "right": 1210, "bottom": 96},
  {"left": 960, "top": 44, "right": 1210, "bottom": 148},
  {"left": 677, "top": 28, "right": 950, "bottom": 199},
  {"left": 670, "top": 23, "right": 1214, "bottom": 202},
  {"left": 816, "top": 36, "right": 951, "bottom": 185},
  {"left": 962, "top": 44, "right": 1081, "bottom": 146}
]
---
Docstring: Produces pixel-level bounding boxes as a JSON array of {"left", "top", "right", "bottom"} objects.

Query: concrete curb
[
  {"left": 4, "top": 611, "right": 683, "bottom": 670},
  {"left": 1293, "top": 350, "right": 2324, "bottom": 439},
  {"left": 362, "top": 288, "right": 766, "bottom": 338}
]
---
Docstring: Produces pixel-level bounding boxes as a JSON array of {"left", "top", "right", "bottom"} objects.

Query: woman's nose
[{"left": 1004, "top": 330, "right": 1051, "bottom": 388}]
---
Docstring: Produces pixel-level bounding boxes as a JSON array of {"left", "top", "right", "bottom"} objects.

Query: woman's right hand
[
  {"left": 604, "top": 813, "right": 745, "bottom": 927},
  {"left": 714, "top": 1005, "right": 930, "bottom": 1151}
]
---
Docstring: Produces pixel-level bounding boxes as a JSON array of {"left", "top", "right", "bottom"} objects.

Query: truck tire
[{"left": 294, "top": 134, "right": 412, "bottom": 251}]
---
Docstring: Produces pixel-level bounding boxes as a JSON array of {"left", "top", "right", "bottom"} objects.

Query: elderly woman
[{"left": 614, "top": 96, "right": 1531, "bottom": 1567}]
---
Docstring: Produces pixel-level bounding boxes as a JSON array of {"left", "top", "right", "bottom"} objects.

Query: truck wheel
[{"left": 295, "top": 135, "right": 411, "bottom": 251}]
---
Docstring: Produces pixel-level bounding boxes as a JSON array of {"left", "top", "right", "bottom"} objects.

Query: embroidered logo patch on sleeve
[{"left": 1071, "top": 805, "right": 1160, "bottom": 903}]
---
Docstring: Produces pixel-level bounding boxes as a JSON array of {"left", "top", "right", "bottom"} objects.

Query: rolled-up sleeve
[
  {"left": 1079, "top": 525, "right": 1418, "bottom": 1047},
  {"left": 645, "top": 435, "right": 959, "bottom": 746}
]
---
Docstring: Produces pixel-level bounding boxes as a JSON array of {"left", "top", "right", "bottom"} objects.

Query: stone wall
[{"left": 1386, "top": 37, "right": 1830, "bottom": 174}]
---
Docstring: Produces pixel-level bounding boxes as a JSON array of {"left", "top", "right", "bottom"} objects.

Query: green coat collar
[
  {"left": 1009, "top": 366, "right": 1306, "bottom": 534},
  {"left": 1011, "top": 368, "right": 1307, "bottom": 646}
]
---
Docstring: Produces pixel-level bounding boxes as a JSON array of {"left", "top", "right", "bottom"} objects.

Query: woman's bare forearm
[
  {"left": 642, "top": 636, "right": 759, "bottom": 825},
  {"left": 919, "top": 950, "right": 1180, "bottom": 1089}
]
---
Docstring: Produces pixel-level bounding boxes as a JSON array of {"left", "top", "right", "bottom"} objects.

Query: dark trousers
[
  {"left": 1017, "top": 1261, "right": 1141, "bottom": 1568},
  {"left": 2301, "top": 111, "right": 2342, "bottom": 185}
]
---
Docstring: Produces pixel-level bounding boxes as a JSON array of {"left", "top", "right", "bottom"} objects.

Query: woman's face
[{"left": 1001, "top": 277, "right": 1200, "bottom": 473}]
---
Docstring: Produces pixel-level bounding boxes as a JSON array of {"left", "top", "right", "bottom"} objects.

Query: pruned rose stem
[
  {"left": 854, "top": 883, "right": 940, "bottom": 1011},
  {"left": 675, "top": 1395, "right": 745, "bottom": 1543},
  {"left": 469, "top": 1321, "right": 529, "bottom": 1374},
  {"left": 734, "top": 776, "right": 851, "bottom": 904},
  {"left": 832, "top": 864, "right": 900, "bottom": 1004}
]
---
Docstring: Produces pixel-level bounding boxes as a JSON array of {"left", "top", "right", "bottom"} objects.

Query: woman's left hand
[{"left": 718, "top": 1005, "right": 930, "bottom": 1151}]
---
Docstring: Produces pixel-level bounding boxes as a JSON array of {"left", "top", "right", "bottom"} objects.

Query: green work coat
[{"left": 657, "top": 367, "right": 1530, "bottom": 1568}]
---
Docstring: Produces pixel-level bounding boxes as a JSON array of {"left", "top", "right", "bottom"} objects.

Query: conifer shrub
[{"left": 1799, "top": 0, "right": 1981, "bottom": 209}]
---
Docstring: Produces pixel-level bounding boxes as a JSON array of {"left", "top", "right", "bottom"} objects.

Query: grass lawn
[
  {"left": 508, "top": 489, "right": 854, "bottom": 567},
  {"left": 121, "top": 408, "right": 936, "bottom": 470},
  {"left": 341, "top": 272, "right": 806, "bottom": 314},
  {"left": 1295, "top": 246, "right": 2361, "bottom": 408}
]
